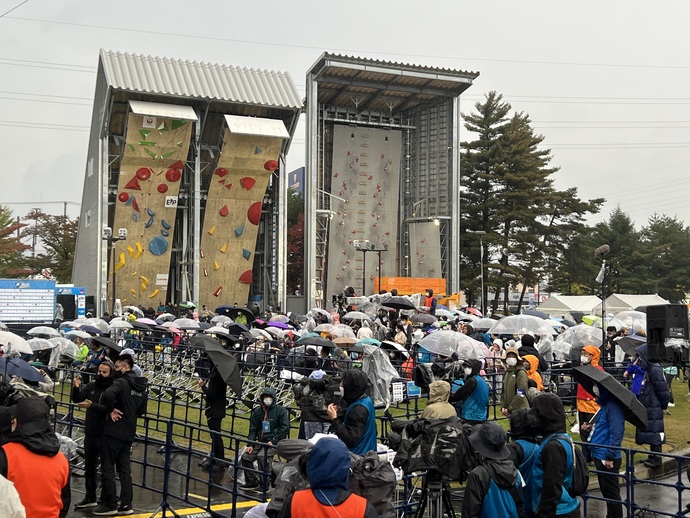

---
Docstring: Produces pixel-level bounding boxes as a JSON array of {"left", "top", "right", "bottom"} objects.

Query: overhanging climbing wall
[
  {"left": 408, "top": 221, "right": 442, "bottom": 278},
  {"left": 198, "top": 115, "right": 288, "bottom": 307},
  {"left": 111, "top": 104, "right": 196, "bottom": 306},
  {"left": 326, "top": 125, "right": 402, "bottom": 296}
]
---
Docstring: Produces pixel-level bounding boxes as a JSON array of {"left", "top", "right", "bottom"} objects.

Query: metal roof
[
  {"left": 307, "top": 53, "right": 478, "bottom": 112},
  {"left": 100, "top": 49, "right": 303, "bottom": 110}
]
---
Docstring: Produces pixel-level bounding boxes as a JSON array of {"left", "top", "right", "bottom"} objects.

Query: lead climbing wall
[
  {"left": 111, "top": 112, "right": 194, "bottom": 305},
  {"left": 327, "top": 125, "right": 402, "bottom": 296},
  {"left": 198, "top": 124, "right": 285, "bottom": 307}
]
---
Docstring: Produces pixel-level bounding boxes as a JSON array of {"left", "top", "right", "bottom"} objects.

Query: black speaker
[{"left": 646, "top": 304, "right": 689, "bottom": 362}]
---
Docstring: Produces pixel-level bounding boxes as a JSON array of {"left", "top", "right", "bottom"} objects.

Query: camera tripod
[{"left": 414, "top": 471, "right": 456, "bottom": 518}]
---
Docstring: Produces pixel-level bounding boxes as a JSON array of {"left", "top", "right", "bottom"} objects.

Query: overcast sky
[{"left": 2, "top": 0, "right": 689, "bottom": 229}]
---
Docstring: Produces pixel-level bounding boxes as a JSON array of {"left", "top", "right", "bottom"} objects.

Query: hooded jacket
[
  {"left": 518, "top": 336, "right": 549, "bottom": 372},
  {"left": 449, "top": 359, "right": 489, "bottom": 422},
  {"left": 500, "top": 364, "right": 530, "bottom": 414},
  {"left": 201, "top": 362, "right": 228, "bottom": 419},
  {"left": 634, "top": 345, "right": 671, "bottom": 446},
  {"left": 421, "top": 381, "right": 457, "bottom": 419},
  {"left": 102, "top": 370, "right": 148, "bottom": 442},
  {"left": 576, "top": 345, "right": 603, "bottom": 414},
  {"left": 589, "top": 387, "right": 625, "bottom": 461},
  {"left": 0, "top": 416, "right": 71, "bottom": 518},
  {"left": 71, "top": 371, "right": 114, "bottom": 437},
  {"left": 248, "top": 387, "right": 290, "bottom": 444},
  {"left": 523, "top": 355, "right": 544, "bottom": 392},
  {"left": 330, "top": 370, "right": 377, "bottom": 455},
  {"left": 461, "top": 458, "right": 525, "bottom": 518},
  {"left": 528, "top": 393, "right": 580, "bottom": 518},
  {"left": 277, "top": 438, "right": 378, "bottom": 518}
]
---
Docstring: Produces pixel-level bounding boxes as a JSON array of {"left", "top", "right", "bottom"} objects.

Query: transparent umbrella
[
  {"left": 82, "top": 318, "right": 109, "bottom": 334},
  {"left": 211, "top": 315, "right": 233, "bottom": 325},
  {"left": 0, "top": 331, "right": 33, "bottom": 355},
  {"left": 606, "top": 311, "right": 647, "bottom": 334},
  {"left": 342, "top": 311, "right": 371, "bottom": 323},
  {"left": 472, "top": 318, "right": 497, "bottom": 332},
  {"left": 172, "top": 318, "right": 199, "bottom": 329},
  {"left": 552, "top": 324, "right": 603, "bottom": 360},
  {"left": 329, "top": 324, "right": 357, "bottom": 339},
  {"left": 108, "top": 318, "right": 133, "bottom": 330},
  {"left": 488, "top": 315, "right": 558, "bottom": 336},
  {"left": 28, "top": 338, "right": 56, "bottom": 352},
  {"left": 418, "top": 330, "right": 488, "bottom": 359},
  {"left": 307, "top": 308, "right": 334, "bottom": 324},
  {"left": 27, "top": 326, "right": 60, "bottom": 338}
]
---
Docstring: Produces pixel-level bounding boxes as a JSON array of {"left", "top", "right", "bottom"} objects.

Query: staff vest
[{"left": 292, "top": 489, "right": 367, "bottom": 518}]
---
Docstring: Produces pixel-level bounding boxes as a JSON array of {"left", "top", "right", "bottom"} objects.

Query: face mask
[
  {"left": 464, "top": 367, "right": 473, "bottom": 377},
  {"left": 263, "top": 397, "right": 273, "bottom": 407},
  {"left": 506, "top": 357, "right": 518, "bottom": 367},
  {"left": 580, "top": 356, "right": 591, "bottom": 365},
  {"left": 96, "top": 374, "right": 111, "bottom": 384},
  {"left": 592, "top": 385, "right": 600, "bottom": 397}
]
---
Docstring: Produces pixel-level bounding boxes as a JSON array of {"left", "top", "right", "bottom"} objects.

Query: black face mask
[
  {"left": 96, "top": 374, "right": 113, "bottom": 386},
  {"left": 112, "top": 370, "right": 123, "bottom": 379}
]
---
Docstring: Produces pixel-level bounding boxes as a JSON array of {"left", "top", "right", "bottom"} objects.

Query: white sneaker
[{"left": 668, "top": 402, "right": 675, "bottom": 407}]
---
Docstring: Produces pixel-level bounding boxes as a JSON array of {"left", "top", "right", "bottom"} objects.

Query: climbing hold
[
  {"left": 145, "top": 216, "right": 154, "bottom": 228},
  {"left": 135, "top": 241, "right": 143, "bottom": 259},
  {"left": 254, "top": 146, "right": 263, "bottom": 154},
  {"left": 238, "top": 270, "right": 252, "bottom": 284},
  {"left": 136, "top": 168, "right": 151, "bottom": 181},
  {"left": 214, "top": 168, "right": 229, "bottom": 178},
  {"left": 126, "top": 245, "right": 135, "bottom": 257},
  {"left": 234, "top": 225, "right": 244, "bottom": 238},
  {"left": 161, "top": 230, "right": 169, "bottom": 237},
  {"left": 161, "top": 220, "right": 171, "bottom": 230},
  {"left": 149, "top": 288, "right": 160, "bottom": 299},
  {"left": 157, "top": 184, "right": 168, "bottom": 194},
  {"left": 118, "top": 192, "right": 130, "bottom": 203},
  {"left": 213, "top": 286, "right": 223, "bottom": 297},
  {"left": 200, "top": 249, "right": 205, "bottom": 258},
  {"left": 148, "top": 237, "right": 168, "bottom": 256},
  {"left": 240, "top": 177, "right": 256, "bottom": 190},
  {"left": 203, "top": 268, "right": 208, "bottom": 277},
  {"left": 264, "top": 160, "right": 278, "bottom": 172},
  {"left": 132, "top": 213, "right": 138, "bottom": 223},
  {"left": 208, "top": 225, "right": 216, "bottom": 235},
  {"left": 132, "top": 199, "right": 140, "bottom": 212},
  {"left": 242, "top": 249, "right": 251, "bottom": 260},
  {"left": 247, "top": 202, "right": 262, "bottom": 225},
  {"left": 219, "top": 205, "right": 229, "bottom": 217},
  {"left": 219, "top": 243, "right": 228, "bottom": 253},
  {"left": 225, "top": 182, "right": 233, "bottom": 190},
  {"left": 139, "top": 129, "right": 151, "bottom": 140},
  {"left": 165, "top": 169, "right": 181, "bottom": 182},
  {"left": 114, "top": 252, "right": 126, "bottom": 271},
  {"left": 213, "top": 261, "right": 219, "bottom": 270},
  {"left": 125, "top": 177, "right": 141, "bottom": 190}
]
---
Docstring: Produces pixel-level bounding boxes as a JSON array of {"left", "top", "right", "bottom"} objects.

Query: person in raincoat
[
  {"left": 421, "top": 380, "right": 457, "bottom": 419},
  {"left": 500, "top": 347, "right": 530, "bottom": 416},
  {"left": 522, "top": 355, "right": 544, "bottom": 392},
  {"left": 449, "top": 359, "right": 489, "bottom": 424},
  {"left": 576, "top": 345, "right": 603, "bottom": 461},
  {"left": 327, "top": 369, "right": 377, "bottom": 455},
  {"left": 624, "top": 345, "right": 670, "bottom": 468}
]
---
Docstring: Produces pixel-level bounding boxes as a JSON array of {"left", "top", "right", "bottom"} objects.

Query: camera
[
  {"left": 118, "top": 228, "right": 128, "bottom": 239},
  {"left": 102, "top": 227, "right": 112, "bottom": 239}
]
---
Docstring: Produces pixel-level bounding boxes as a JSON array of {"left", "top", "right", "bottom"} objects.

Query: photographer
[
  {"left": 449, "top": 359, "right": 489, "bottom": 424},
  {"left": 327, "top": 370, "right": 377, "bottom": 455}
]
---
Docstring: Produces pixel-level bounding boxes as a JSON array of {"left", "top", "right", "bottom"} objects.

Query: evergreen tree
[
  {"left": 21, "top": 209, "right": 79, "bottom": 283},
  {"left": 0, "top": 206, "right": 31, "bottom": 278}
]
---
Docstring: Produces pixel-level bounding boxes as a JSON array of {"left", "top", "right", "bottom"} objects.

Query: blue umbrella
[
  {"left": 356, "top": 338, "right": 381, "bottom": 346},
  {"left": 0, "top": 356, "right": 45, "bottom": 382}
]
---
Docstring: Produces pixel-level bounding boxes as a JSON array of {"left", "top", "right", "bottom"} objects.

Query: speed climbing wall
[
  {"left": 110, "top": 109, "right": 195, "bottom": 306},
  {"left": 198, "top": 115, "right": 288, "bottom": 307},
  {"left": 326, "top": 125, "right": 402, "bottom": 296}
]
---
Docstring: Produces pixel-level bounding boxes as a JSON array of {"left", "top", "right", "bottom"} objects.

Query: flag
[{"left": 595, "top": 261, "right": 606, "bottom": 284}]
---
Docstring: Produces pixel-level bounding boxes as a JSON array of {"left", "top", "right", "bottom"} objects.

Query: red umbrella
[{"left": 466, "top": 307, "right": 482, "bottom": 317}]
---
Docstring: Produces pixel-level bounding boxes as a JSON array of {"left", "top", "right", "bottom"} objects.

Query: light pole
[
  {"left": 354, "top": 242, "right": 389, "bottom": 295},
  {"left": 475, "top": 231, "right": 486, "bottom": 316},
  {"left": 102, "top": 227, "right": 128, "bottom": 315}
]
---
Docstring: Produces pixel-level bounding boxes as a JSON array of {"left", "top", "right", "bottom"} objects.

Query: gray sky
[{"left": 2, "top": 0, "right": 689, "bottom": 229}]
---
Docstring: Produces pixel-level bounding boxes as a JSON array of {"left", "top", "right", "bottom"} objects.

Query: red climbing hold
[
  {"left": 166, "top": 169, "right": 181, "bottom": 182},
  {"left": 263, "top": 160, "right": 278, "bottom": 172},
  {"left": 240, "top": 177, "right": 256, "bottom": 190},
  {"left": 239, "top": 270, "right": 253, "bottom": 284},
  {"left": 247, "top": 202, "right": 262, "bottom": 225},
  {"left": 219, "top": 205, "right": 229, "bottom": 217},
  {"left": 157, "top": 184, "right": 168, "bottom": 194},
  {"left": 214, "top": 168, "right": 229, "bottom": 178},
  {"left": 169, "top": 160, "right": 184, "bottom": 170},
  {"left": 132, "top": 198, "right": 140, "bottom": 212},
  {"left": 136, "top": 168, "right": 151, "bottom": 181},
  {"left": 125, "top": 177, "right": 141, "bottom": 190},
  {"left": 118, "top": 192, "right": 130, "bottom": 203}
]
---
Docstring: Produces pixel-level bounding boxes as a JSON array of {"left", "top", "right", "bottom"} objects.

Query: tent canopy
[
  {"left": 602, "top": 294, "right": 670, "bottom": 315},
  {"left": 538, "top": 295, "right": 602, "bottom": 316}
]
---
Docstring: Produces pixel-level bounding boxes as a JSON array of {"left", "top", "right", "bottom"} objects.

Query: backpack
[
  {"left": 544, "top": 434, "right": 589, "bottom": 497},
  {"left": 349, "top": 451, "right": 396, "bottom": 518}
]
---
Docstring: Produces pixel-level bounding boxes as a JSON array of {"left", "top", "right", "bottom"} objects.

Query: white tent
[
  {"left": 538, "top": 295, "right": 602, "bottom": 316},
  {"left": 602, "top": 294, "right": 670, "bottom": 315}
]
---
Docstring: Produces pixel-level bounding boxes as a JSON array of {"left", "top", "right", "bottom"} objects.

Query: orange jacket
[
  {"left": 577, "top": 345, "right": 603, "bottom": 414},
  {"left": 292, "top": 488, "right": 367, "bottom": 518},
  {"left": 523, "top": 355, "right": 544, "bottom": 391},
  {"left": 3, "top": 441, "right": 69, "bottom": 518}
]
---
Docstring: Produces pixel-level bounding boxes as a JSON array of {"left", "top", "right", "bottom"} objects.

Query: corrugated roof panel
[
  {"left": 100, "top": 50, "right": 303, "bottom": 110},
  {"left": 224, "top": 115, "right": 289, "bottom": 138},
  {"left": 129, "top": 101, "right": 198, "bottom": 120}
]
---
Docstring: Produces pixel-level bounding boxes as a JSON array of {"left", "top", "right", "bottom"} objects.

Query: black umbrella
[
  {"left": 572, "top": 365, "right": 648, "bottom": 430},
  {"left": 522, "top": 309, "right": 548, "bottom": 319},
  {"left": 91, "top": 336, "right": 122, "bottom": 353},
  {"left": 80, "top": 325, "right": 103, "bottom": 336},
  {"left": 297, "top": 336, "right": 335, "bottom": 348},
  {"left": 411, "top": 313, "right": 437, "bottom": 325},
  {"left": 226, "top": 322, "right": 250, "bottom": 335},
  {"left": 190, "top": 335, "right": 242, "bottom": 396},
  {"left": 561, "top": 319, "right": 577, "bottom": 328},
  {"left": 130, "top": 321, "right": 152, "bottom": 332},
  {"left": 382, "top": 297, "right": 417, "bottom": 311},
  {"left": 215, "top": 306, "right": 256, "bottom": 324},
  {"left": 616, "top": 334, "right": 646, "bottom": 357}
]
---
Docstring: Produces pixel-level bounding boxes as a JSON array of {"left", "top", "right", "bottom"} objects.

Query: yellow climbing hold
[
  {"left": 114, "top": 252, "right": 126, "bottom": 271},
  {"left": 140, "top": 276, "right": 149, "bottom": 289},
  {"left": 130, "top": 289, "right": 138, "bottom": 299},
  {"left": 213, "top": 261, "right": 220, "bottom": 270},
  {"left": 149, "top": 288, "right": 160, "bottom": 299},
  {"left": 208, "top": 225, "right": 216, "bottom": 235},
  {"left": 135, "top": 242, "right": 143, "bottom": 259},
  {"left": 219, "top": 243, "right": 228, "bottom": 253},
  {"left": 127, "top": 245, "right": 135, "bottom": 257}
]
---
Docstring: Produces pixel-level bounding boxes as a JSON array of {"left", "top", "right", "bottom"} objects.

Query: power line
[
  {"left": 0, "top": 89, "right": 92, "bottom": 100},
  {"left": 0, "top": 0, "right": 28, "bottom": 18},
  {"left": 0, "top": 95, "right": 91, "bottom": 106},
  {"left": 6, "top": 15, "right": 690, "bottom": 71}
]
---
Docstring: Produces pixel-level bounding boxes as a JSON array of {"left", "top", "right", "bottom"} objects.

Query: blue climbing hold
[
  {"left": 234, "top": 225, "right": 244, "bottom": 238},
  {"left": 254, "top": 146, "right": 263, "bottom": 154},
  {"left": 242, "top": 249, "right": 251, "bottom": 260},
  {"left": 149, "top": 236, "right": 168, "bottom": 256}
]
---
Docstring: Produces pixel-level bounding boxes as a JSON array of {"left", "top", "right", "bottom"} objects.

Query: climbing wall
[
  {"left": 408, "top": 221, "right": 442, "bottom": 278},
  {"left": 110, "top": 112, "right": 194, "bottom": 305},
  {"left": 198, "top": 116, "right": 287, "bottom": 307},
  {"left": 326, "top": 125, "right": 402, "bottom": 296}
]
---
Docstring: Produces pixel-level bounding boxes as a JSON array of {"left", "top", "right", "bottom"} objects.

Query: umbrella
[
  {"left": 215, "top": 306, "right": 255, "bottom": 324},
  {"left": 226, "top": 322, "right": 250, "bottom": 335},
  {"left": 199, "top": 309, "right": 216, "bottom": 319},
  {"left": 434, "top": 308, "right": 455, "bottom": 319},
  {"left": 211, "top": 315, "right": 233, "bottom": 325},
  {"left": 616, "top": 334, "right": 647, "bottom": 357},
  {"left": 466, "top": 307, "right": 482, "bottom": 317},
  {"left": 82, "top": 318, "right": 109, "bottom": 334},
  {"left": 156, "top": 313, "right": 177, "bottom": 322},
  {"left": 265, "top": 327, "right": 288, "bottom": 338},
  {"left": 552, "top": 324, "right": 603, "bottom": 359},
  {"left": 136, "top": 318, "right": 158, "bottom": 326},
  {"left": 488, "top": 315, "right": 558, "bottom": 336},
  {"left": 356, "top": 337, "right": 381, "bottom": 346},
  {"left": 180, "top": 301, "right": 197, "bottom": 309},
  {"left": 609, "top": 311, "right": 647, "bottom": 334},
  {"left": 0, "top": 321, "right": 6, "bottom": 331},
  {"left": 48, "top": 337, "right": 77, "bottom": 368},
  {"left": 572, "top": 365, "right": 648, "bottom": 430},
  {"left": 332, "top": 336, "right": 358, "bottom": 346},
  {"left": 27, "top": 326, "right": 60, "bottom": 338},
  {"left": 92, "top": 336, "right": 122, "bottom": 353},
  {"left": 307, "top": 308, "right": 334, "bottom": 324},
  {"left": 381, "top": 340, "right": 410, "bottom": 359},
  {"left": 471, "top": 317, "right": 496, "bottom": 331},
  {"left": 28, "top": 338, "right": 56, "bottom": 351},
  {"left": 522, "top": 309, "right": 549, "bottom": 319},
  {"left": 204, "top": 326, "right": 229, "bottom": 335},
  {"left": 0, "top": 357, "right": 44, "bottom": 382},
  {"left": 197, "top": 322, "right": 211, "bottom": 330},
  {"left": 250, "top": 329, "right": 272, "bottom": 340},
  {"left": 411, "top": 313, "right": 437, "bottom": 325},
  {"left": 129, "top": 321, "right": 152, "bottom": 332},
  {"left": 108, "top": 318, "right": 133, "bottom": 330},
  {"left": 328, "top": 324, "right": 357, "bottom": 339},
  {"left": 418, "top": 330, "right": 488, "bottom": 359},
  {"left": 297, "top": 336, "right": 335, "bottom": 348},
  {"left": 267, "top": 321, "right": 290, "bottom": 330},
  {"left": 342, "top": 311, "right": 371, "bottom": 323},
  {"left": 382, "top": 296, "right": 417, "bottom": 311},
  {"left": 454, "top": 310, "right": 479, "bottom": 322},
  {"left": 190, "top": 335, "right": 241, "bottom": 396},
  {"left": 0, "top": 331, "right": 33, "bottom": 355},
  {"left": 313, "top": 323, "right": 334, "bottom": 333},
  {"left": 582, "top": 315, "right": 601, "bottom": 326},
  {"left": 65, "top": 330, "right": 91, "bottom": 340},
  {"left": 269, "top": 314, "right": 290, "bottom": 324},
  {"left": 172, "top": 318, "right": 199, "bottom": 329},
  {"left": 79, "top": 325, "right": 103, "bottom": 336},
  {"left": 123, "top": 306, "right": 145, "bottom": 318}
]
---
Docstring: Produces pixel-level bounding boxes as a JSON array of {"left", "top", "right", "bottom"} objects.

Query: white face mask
[
  {"left": 263, "top": 397, "right": 273, "bottom": 407},
  {"left": 464, "top": 367, "right": 473, "bottom": 377},
  {"left": 506, "top": 357, "right": 518, "bottom": 367},
  {"left": 580, "top": 356, "right": 591, "bottom": 365}
]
